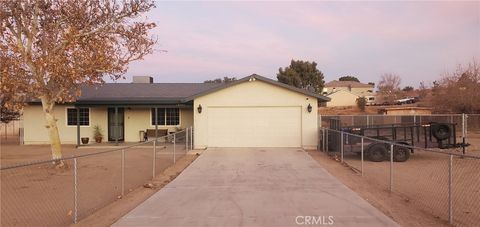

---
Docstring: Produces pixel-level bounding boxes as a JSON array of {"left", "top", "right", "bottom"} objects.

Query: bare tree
[
  {"left": 377, "top": 73, "right": 402, "bottom": 104},
  {"left": 0, "top": 0, "right": 156, "bottom": 167},
  {"left": 431, "top": 60, "right": 480, "bottom": 113}
]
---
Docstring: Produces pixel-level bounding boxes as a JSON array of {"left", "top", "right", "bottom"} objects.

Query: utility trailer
[{"left": 326, "top": 119, "right": 469, "bottom": 162}]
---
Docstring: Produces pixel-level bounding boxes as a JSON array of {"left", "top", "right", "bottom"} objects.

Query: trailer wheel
[
  {"left": 393, "top": 146, "right": 410, "bottom": 162},
  {"left": 367, "top": 143, "right": 387, "bottom": 162}
]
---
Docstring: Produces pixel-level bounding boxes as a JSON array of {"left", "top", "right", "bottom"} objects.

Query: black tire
[
  {"left": 393, "top": 146, "right": 410, "bottom": 162},
  {"left": 367, "top": 143, "right": 387, "bottom": 162},
  {"left": 431, "top": 123, "right": 451, "bottom": 141}
]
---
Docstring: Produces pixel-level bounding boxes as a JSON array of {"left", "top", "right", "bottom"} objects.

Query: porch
[{"left": 73, "top": 104, "right": 194, "bottom": 146}]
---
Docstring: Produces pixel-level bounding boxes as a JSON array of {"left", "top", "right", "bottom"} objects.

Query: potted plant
[
  {"left": 81, "top": 137, "right": 89, "bottom": 144},
  {"left": 93, "top": 124, "right": 104, "bottom": 143}
]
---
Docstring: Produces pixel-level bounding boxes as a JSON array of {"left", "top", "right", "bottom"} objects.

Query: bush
[{"left": 356, "top": 97, "right": 367, "bottom": 112}]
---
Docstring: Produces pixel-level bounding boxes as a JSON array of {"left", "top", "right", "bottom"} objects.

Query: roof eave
[{"left": 183, "top": 74, "right": 330, "bottom": 102}]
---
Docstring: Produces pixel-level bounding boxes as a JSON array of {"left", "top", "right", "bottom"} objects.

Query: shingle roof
[
  {"left": 29, "top": 74, "right": 330, "bottom": 105},
  {"left": 325, "top": 80, "right": 373, "bottom": 88},
  {"left": 79, "top": 83, "right": 221, "bottom": 101},
  {"left": 184, "top": 74, "right": 330, "bottom": 102}
]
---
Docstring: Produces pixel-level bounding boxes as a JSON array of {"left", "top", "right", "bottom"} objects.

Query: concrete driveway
[{"left": 113, "top": 148, "right": 398, "bottom": 227}]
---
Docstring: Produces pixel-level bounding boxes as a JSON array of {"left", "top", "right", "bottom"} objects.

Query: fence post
[
  {"left": 185, "top": 128, "right": 188, "bottom": 151},
  {"left": 448, "top": 154, "right": 453, "bottom": 225},
  {"left": 121, "top": 149, "right": 125, "bottom": 197},
  {"left": 73, "top": 157, "right": 78, "bottom": 224},
  {"left": 322, "top": 128, "right": 325, "bottom": 152},
  {"left": 152, "top": 140, "right": 156, "bottom": 179},
  {"left": 190, "top": 126, "right": 193, "bottom": 150},
  {"left": 389, "top": 144, "right": 393, "bottom": 192},
  {"left": 340, "top": 131, "right": 344, "bottom": 163},
  {"left": 173, "top": 133, "right": 176, "bottom": 164},
  {"left": 325, "top": 129, "right": 329, "bottom": 153},
  {"left": 361, "top": 137, "right": 364, "bottom": 176}
]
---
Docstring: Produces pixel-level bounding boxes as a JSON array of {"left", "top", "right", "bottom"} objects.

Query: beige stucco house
[
  {"left": 23, "top": 74, "right": 330, "bottom": 149},
  {"left": 323, "top": 80, "right": 375, "bottom": 107},
  {"left": 325, "top": 90, "right": 360, "bottom": 107},
  {"left": 323, "top": 80, "right": 374, "bottom": 96}
]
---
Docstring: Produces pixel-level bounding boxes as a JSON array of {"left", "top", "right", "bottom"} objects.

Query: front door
[{"left": 108, "top": 108, "right": 125, "bottom": 141}]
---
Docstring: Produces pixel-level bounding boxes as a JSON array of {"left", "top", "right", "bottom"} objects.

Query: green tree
[
  {"left": 204, "top": 76, "right": 237, "bottom": 84},
  {"left": 277, "top": 60, "right": 325, "bottom": 93},
  {"left": 339, "top": 76, "right": 360, "bottom": 82}
]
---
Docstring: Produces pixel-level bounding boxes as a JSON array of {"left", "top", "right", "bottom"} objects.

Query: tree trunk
[{"left": 40, "top": 96, "right": 65, "bottom": 168}]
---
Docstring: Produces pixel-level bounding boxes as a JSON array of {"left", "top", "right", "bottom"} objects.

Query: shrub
[{"left": 356, "top": 97, "right": 367, "bottom": 112}]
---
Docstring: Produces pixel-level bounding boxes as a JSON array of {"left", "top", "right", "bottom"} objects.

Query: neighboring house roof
[
  {"left": 28, "top": 74, "right": 330, "bottom": 105},
  {"left": 325, "top": 80, "right": 373, "bottom": 89},
  {"left": 325, "top": 89, "right": 360, "bottom": 97}
]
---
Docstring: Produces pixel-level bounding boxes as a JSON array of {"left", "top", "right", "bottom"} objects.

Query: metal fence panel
[
  {"left": 77, "top": 151, "right": 122, "bottom": 220},
  {"left": 1, "top": 160, "right": 74, "bottom": 227},
  {"left": 320, "top": 125, "right": 480, "bottom": 226},
  {"left": 0, "top": 129, "right": 192, "bottom": 226}
]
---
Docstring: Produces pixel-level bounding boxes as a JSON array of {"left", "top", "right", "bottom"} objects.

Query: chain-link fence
[
  {"left": 320, "top": 114, "right": 480, "bottom": 153},
  {"left": 0, "top": 127, "right": 194, "bottom": 227},
  {"left": 319, "top": 127, "right": 480, "bottom": 226}
]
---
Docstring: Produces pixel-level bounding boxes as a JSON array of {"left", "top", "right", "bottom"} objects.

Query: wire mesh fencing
[
  {"left": 320, "top": 114, "right": 479, "bottom": 154},
  {"left": 319, "top": 127, "right": 480, "bottom": 226},
  {"left": 0, "top": 127, "right": 193, "bottom": 227}
]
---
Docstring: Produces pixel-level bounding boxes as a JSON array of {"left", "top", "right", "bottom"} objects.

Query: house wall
[
  {"left": 124, "top": 108, "right": 193, "bottom": 142},
  {"left": 23, "top": 105, "right": 194, "bottom": 144},
  {"left": 193, "top": 79, "right": 318, "bottom": 149},
  {"left": 23, "top": 105, "right": 108, "bottom": 144},
  {"left": 326, "top": 91, "right": 360, "bottom": 107}
]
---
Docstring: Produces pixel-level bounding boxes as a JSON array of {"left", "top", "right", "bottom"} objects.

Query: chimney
[{"left": 132, "top": 76, "right": 153, "bottom": 84}]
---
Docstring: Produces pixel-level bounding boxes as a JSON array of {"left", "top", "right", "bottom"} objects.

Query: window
[
  {"left": 67, "top": 108, "right": 90, "bottom": 126},
  {"left": 151, "top": 108, "right": 180, "bottom": 125}
]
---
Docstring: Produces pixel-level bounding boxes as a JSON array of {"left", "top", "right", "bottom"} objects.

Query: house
[
  {"left": 23, "top": 74, "right": 330, "bottom": 149},
  {"left": 323, "top": 80, "right": 375, "bottom": 107},
  {"left": 325, "top": 90, "right": 360, "bottom": 107},
  {"left": 323, "top": 80, "right": 374, "bottom": 96}
]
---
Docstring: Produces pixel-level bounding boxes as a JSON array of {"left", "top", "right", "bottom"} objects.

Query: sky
[{"left": 122, "top": 1, "right": 480, "bottom": 88}]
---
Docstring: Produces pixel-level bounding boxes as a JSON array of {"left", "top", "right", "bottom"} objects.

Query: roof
[
  {"left": 325, "top": 80, "right": 374, "bottom": 89},
  {"left": 28, "top": 74, "right": 330, "bottom": 105},
  {"left": 325, "top": 89, "right": 360, "bottom": 97},
  {"left": 76, "top": 83, "right": 222, "bottom": 105},
  {"left": 184, "top": 74, "right": 330, "bottom": 102}
]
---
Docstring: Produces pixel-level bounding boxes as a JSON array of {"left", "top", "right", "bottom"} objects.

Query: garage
[
  {"left": 191, "top": 74, "right": 330, "bottom": 149},
  {"left": 207, "top": 106, "right": 302, "bottom": 147}
]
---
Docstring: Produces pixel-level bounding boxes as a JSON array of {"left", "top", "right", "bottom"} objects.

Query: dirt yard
[
  {"left": 308, "top": 150, "right": 480, "bottom": 227},
  {"left": 0, "top": 142, "right": 194, "bottom": 227}
]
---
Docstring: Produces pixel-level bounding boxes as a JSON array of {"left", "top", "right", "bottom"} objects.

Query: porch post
[
  {"left": 76, "top": 107, "right": 80, "bottom": 147},
  {"left": 154, "top": 108, "right": 158, "bottom": 140},
  {"left": 115, "top": 107, "right": 118, "bottom": 146}
]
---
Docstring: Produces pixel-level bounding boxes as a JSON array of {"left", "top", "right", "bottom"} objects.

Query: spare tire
[{"left": 431, "top": 123, "right": 451, "bottom": 141}]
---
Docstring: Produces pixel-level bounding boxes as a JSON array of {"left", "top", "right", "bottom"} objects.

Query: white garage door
[{"left": 207, "top": 107, "right": 301, "bottom": 147}]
